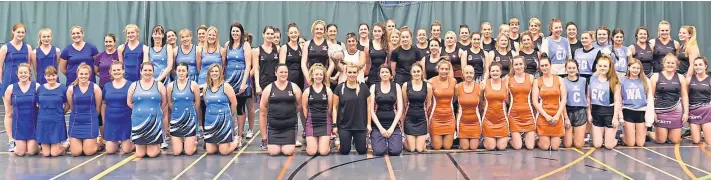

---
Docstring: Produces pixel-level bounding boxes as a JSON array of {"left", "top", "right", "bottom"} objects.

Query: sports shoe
[
  {"left": 260, "top": 139, "right": 267, "bottom": 150},
  {"left": 682, "top": 129, "right": 692, "bottom": 138},
  {"left": 7, "top": 140, "right": 15, "bottom": 152},
  {"left": 295, "top": 141, "right": 303, "bottom": 147},
  {"left": 161, "top": 142, "right": 169, "bottom": 149},
  {"left": 61, "top": 140, "right": 70, "bottom": 148},
  {"left": 246, "top": 130, "right": 254, "bottom": 139}
]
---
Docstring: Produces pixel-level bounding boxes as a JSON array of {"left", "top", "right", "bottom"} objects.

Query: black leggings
[
  {"left": 338, "top": 129, "right": 367, "bottom": 155},
  {"left": 236, "top": 96, "right": 249, "bottom": 115}
]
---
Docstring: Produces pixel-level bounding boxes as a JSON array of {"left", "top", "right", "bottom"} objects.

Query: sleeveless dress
[
  {"left": 175, "top": 45, "right": 198, "bottom": 82},
  {"left": 258, "top": 45, "right": 279, "bottom": 89},
  {"left": 520, "top": 50, "right": 539, "bottom": 76},
  {"left": 123, "top": 43, "right": 144, "bottom": 82},
  {"left": 170, "top": 81, "right": 198, "bottom": 137},
  {"left": 267, "top": 83, "right": 298, "bottom": 145},
  {"left": 429, "top": 77, "right": 455, "bottom": 136},
  {"left": 482, "top": 80, "right": 509, "bottom": 138},
  {"left": 466, "top": 48, "right": 486, "bottom": 82},
  {"left": 103, "top": 81, "right": 133, "bottom": 142},
  {"left": 11, "top": 82, "right": 38, "bottom": 140},
  {"left": 150, "top": 46, "right": 170, "bottom": 86},
  {"left": 424, "top": 56, "right": 439, "bottom": 80},
  {"left": 652, "top": 39, "right": 677, "bottom": 73},
  {"left": 404, "top": 81, "right": 428, "bottom": 136},
  {"left": 3, "top": 42, "right": 29, "bottom": 93},
  {"left": 508, "top": 75, "right": 535, "bottom": 133},
  {"left": 633, "top": 43, "right": 654, "bottom": 77},
  {"left": 306, "top": 86, "right": 331, "bottom": 136},
  {"left": 457, "top": 83, "right": 482, "bottom": 139},
  {"left": 493, "top": 50, "right": 513, "bottom": 75},
  {"left": 654, "top": 73, "right": 683, "bottom": 129},
  {"left": 68, "top": 83, "right": 99, "bottom": 139},
  {"left": 367, "top": 41, "right": 388, "bottom": 85},
  {"left": 285, "top": 44, "right": 304, "bottom": 89},
  {"left": 198, "top": 48, "right": 222, "bottom": 85},
  {"left": 36, "top": 46, "right": 58, "bottom": 84},
  {"left": 374, "top": 83, "right": 398, "bottom": 131},
  {"left": 536, "top": 77, "right": 564, "bottom": 137},
  {"left": 36, "top": 84, "right": 67, "bottom": 144},
  {"left": 442, "top": 47, "right": 462, "bottom": 80},
  {"left": 307, "top": 39, "right": 329, "bottom": 71},
  {"left": 225, "top": 44, "right": 252, "bottom": 97},
  {"left": 677, "top": 45, "right": 690, "bottom": 75},
  {"left": 203, "top": 84, "right": 234, "bottom": 144},
  {"left": 130, "top": 81, "right": 164, "bottom": 145},
  {"left": 689, "top": 75, "right": 711, "bottom": 124}
]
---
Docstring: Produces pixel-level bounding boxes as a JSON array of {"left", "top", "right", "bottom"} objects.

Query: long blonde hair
[
  {"left": 626, "top": 58, "right": 649, "bottom": 91},
  {"left": 71, "top": 63, "right": 93, "bottom": 86},
  {"left": 37, "top": 28, "right": 52, "bottom": 47},
  {"left": 203, "top": 63, "right": 224, "bottom": 94},
  {"left": 341, "top": 63, "right": 361, "bottom": 96},
  {"left": 206, "top": 26, "right": 221, "bottom": 51},
  {"left": 123, "top": 24, "right": 140, "bottom": 43},
  {"left": 681, "top": 25, "right": 697, "bottom": 47},
  {"left": 308, "top": 63, "right": 329, "bottom": 87}
]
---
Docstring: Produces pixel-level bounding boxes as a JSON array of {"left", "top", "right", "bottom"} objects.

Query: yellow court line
[
  {"left": 613, "top": 149, "right": 682, "bottom": 180},
  {"left": 571, "top": 148, "right": 632, "bottom": 179},
  {"left": 700, "top": 144, "right": 711, "bottom": 158},
  {"left": 673, "top": 144, "right": 698, "bottom": 179},
  {"left": 643, "top": 145, "right": 710, "bottom": 176},
  {"left": 212, "top": 130, "right": 260, "bottom": 180},
  {"left": 171, "top": 152, "right": 208, "bottom": 180},
  {"left": 700, "top": 174, "right": 711, "bottom": 180},
  {"left": 89, "top": 154, "right": 137, "bottom": 180},
  {"left": 532, "top": 148, "right": 595, "bottom": 180},
  {"left": 50, "top": 153, "right": 107, "bottom": 180}
]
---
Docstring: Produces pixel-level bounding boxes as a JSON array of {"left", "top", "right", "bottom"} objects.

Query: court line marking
[
  {"left": 700, "top": 174, "right": 711, "bottom": 180},
  {"left": 643, "top": 145, "right": 710, "bottom": 176},
  {"left": 672, "top": 144, "right": 698, "bottom": 179},
  {"left": 571, "top": 148, "right": 632, "bottom": 179},
  {"left": 90, "top": 154, "right": 137, "bottom": 180},
  {"left": 49, "top": 152, "right": 107, "bottom": 180},
  {"left": 171, "top": 152, "right": 208, "bottom": 180},
  {"left": 277, "top": 154, "right": 295, "bottom": 180},
  {"left": 212, "top": 130, "right": 260, "bottom": 180},
  {"left": 699, "top": 144, "right": 711, "bottom": 158},
  {"left": 384, "top": 154, "right": 396, "bottom": 180},
  {"left": 446, "top": 153, "right": 471, "bottom": 180},
  {"left": 287, "top": 155, "right": 318, "bottom": 180},
  {"left": 613, "top": 149, "right": 682, "bottom": 180},
  {"left": 532, "top": 148, "right": 595, "bottom": 180}
]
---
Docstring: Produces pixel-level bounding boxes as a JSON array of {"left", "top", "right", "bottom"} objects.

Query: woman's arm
[
  {"left": 191, "top": 82, "right": 202, "bottom": 125},
  {"left": 127, "top": 82, "right": 136, "bottom": 109},
  {"left": 301, "top": 41, "right": 311, "bottom": 85},
  {"left": 389, "top": 85, "right": 404, "bottom": 133},
  {"left": 554, "top": 77, "right": 567, "bottom": 124},
  {"left": 680, "top": 74, "right": 690, "bottom": 123},
  {"left": 369, "top": 85, "right": 385, "bottom": 132},
  {"left": 259, "top": 85, "right": 272, "bottom": 140},
  {"left": 252, "top": 49, "right": 262, "bottom": 94},
  {"left": 4, "top": 85, "right": 14, "bottom": 139}
]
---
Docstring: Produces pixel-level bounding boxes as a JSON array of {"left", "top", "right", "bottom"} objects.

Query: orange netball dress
[
  {"left": 429, "top": 77, "right": 456, "bottom": 136},
  {"left": 508, "top": 75, "right": 535, "bottom": 133},
  {"left": 482, "top": 80, "right": 509, "bottom": 138},
  {"left": 536, "top": 77, "right": 564, "bottom": 136},
  {"left": 457, "top": 82, "right": 482, "bottom": 139}
]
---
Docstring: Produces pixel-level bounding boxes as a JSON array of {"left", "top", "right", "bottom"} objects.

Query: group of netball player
[{"left": 1, "top": 16, "right": 706, "bottom": 158}]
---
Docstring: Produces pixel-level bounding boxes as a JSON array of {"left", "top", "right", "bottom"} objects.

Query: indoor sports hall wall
[{"left": 0, "top": 1, "right": 707, "bottom": 67}]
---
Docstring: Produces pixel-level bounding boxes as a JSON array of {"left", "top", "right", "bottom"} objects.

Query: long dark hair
[
  {"left": 228, "top": 22, "right": 245, "bottom": 49},
  {"left": 150, "top": 25, "right": 166, "bottom": 48}
]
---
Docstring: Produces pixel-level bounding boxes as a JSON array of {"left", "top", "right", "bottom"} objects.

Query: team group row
[{"left": 0, "top": 17, "right": 704, "bottom": 158}]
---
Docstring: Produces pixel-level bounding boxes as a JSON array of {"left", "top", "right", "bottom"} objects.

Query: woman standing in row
[
  {"left": 465, "top": 33, "right": 486, "bottom": 82},
  {"left": 423, "top": 39, "right": 442, "bottom": 81},
  {"left": 333, "top": 64, "right": 372, "bottom": 155},
  {"left": 678, "top": 25, "right": 700, "bottom": 76},
  {"left": 650, "top": 21, "right": 679, "bottom": 74},
  {"left": 403, "top": 63, "right": 431, "bottom": 152},
  {"left": 442, "top": 31, "right": 465, "bottom": 82},
  {"left": 225, "top": 22, "right": 252, "bottom": 144},
  {"left": 567, "top": 22, "right": 582, "bottom": 55},
  {"left": 118, "top": 24, "right": 149, "bottom": 82},
  {"left": 199, "top": 26, "right": 225, "bottom": 86},
  {"left": 61, "top": 26, "right": 99, "bottom": 88},
  {"left": 629, "top": 27, "right": 654, "bottom": 77},
  {"left": 528, "top": 18, "right": 544, "bottom": 51},
  {"left": 1, "top": 24, "right": 31, "bottom": 100},
  {"left": 506, "top": 56, "right": 536, "bottom": 150},
  {"left": 174, "top": 29, "right": 200, "bottom": 82},
  {"left": 4, "top": 63, "right": 39, "bottom": 156},
  {"left": 415, "top": 29, "right": 429, "bottom": 56},
  {"left": 254, "top": 26, "right": 279, "bottom": 96},
  {"left": 610, "top": 29, "right": 631, "bottom": 75},
  {"left": 150, "top": 25, "right": 174, "bottom": 86},
  {"left": 392, "top": 28, "right": 425, "bottom": 84},
  {"left": 260, "top": 64, "right": 301, "bottom": 156},
  {"left": 67, "top": 63, "right": 101, "bottom": 156},
  {"left": 532, "top": 55, "right": 566, "bottom": 150},
  {"left": 302, "top": 20, "right": 332, "bottom": 86},
  {"left": 102, "top": 61, "right": 133, "bottom": 154},
  {"left": 456, "top": 65, "right": 481, "bottom": 150},
  {"left": 95, "top": 34, "right": 119, "bottom": 88},
  {"left": 302, "top": 64, "right": 332, "bottom": 156},
  {"left": 357, "top": 23, "right": 370, "bottom": 51},
  {"left": 280, "top": 23, "right": 303, "bottom": 88},
  {"left": 128, "top": 62, "right": 167, "bottom": 158},
  {"left": 429, "top": 60, "right": 456, "bottom": 150},
  {"left": 33, "top": 28, "right": 61, "bottom": 85},
  {"left": 540, "top": 18, "right": 571, "bottom": 77},
  {"left": 168, "top": 63, "right": 200, "bottom": 155},
  {"left": 480, "top": 22, "right": 495, "bottom": 52},
  {"left": 339, "top": 33, "right": 366, "bottom": 84},
  {"left": 370, "top": 65, "right": 404, "bottom": 156},
  {"left": 575, "top": 31, "right": 602, "bottom": 83},
  {"left": 519, "top": 32, "right": 540, "bottom": 76},
  {"left": 203, "top": 64, "right": 239, "bottom": 155},
  {"left": 365, "top": 23, "right": 388, "bottom": 86},
  {"left": 458, "top": 25, "right": 472, "bottom": 50},
  {"left": 489, "top": 34, "right": 517, "bottom": 76},
  {"left": 36, "top": 66, "right": 69, "bottom": 157}
]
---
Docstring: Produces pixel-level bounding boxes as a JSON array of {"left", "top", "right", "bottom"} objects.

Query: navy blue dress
[
  {"left": 2, "top": 42, "right": 29, "bottom": 93},
  {"left": 130, "top": 81, "right": 164, "bottom": 145},
  {"left": 68, "top": 83, "right": 100, "bottom": 139},
  {"left": 123, "top": 43, "right": 144, "bottom": 82},
  {"left": 35, "top": 46, "right": 58, "bottom": 84},
  {"left": 11, "top": 82, "right": 38, "bottom": 140},
  {"left": 103, "top": 81, "right": 133, "bottom": 142},
  {"left": 170, "top": 81, "right": 198, "bottom": 137},
  {"left": 36, "top": 84, "right": 67, "bottom": 144}
]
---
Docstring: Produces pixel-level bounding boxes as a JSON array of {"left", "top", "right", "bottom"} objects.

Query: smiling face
[
  {"left": 379, "top": 67, "right": 392, "bottom": 82},
  {"left": 104, "top": 36, "right": 115, "bottom": 50},
  {"left": 521, "top": 34, "right": 532, "bottom": 49},
  {"left": 126, "top": 28, "right": 138, "bottom": 41},
  {"left": 596, "top": 29, "right": 608, "bottom": 44},
  {"left": 358, "top": 25, "right": 369, "bottom": 39},
  {"left": 77, "top": 67, "right": 91, "bottom": 83},
  {"left": 17, "top": 66, "right": 30, "bottom": 82},
  {"left": 678, "top": 27, "right": 690, "bottom": 41},
  {"left": 71, "top": 27, "right": 83, "bottom": 43},
  {"left": 471, "top": 34, "right": 481, "bottom": 48},
  {"left": 463, "top": 66, "right": 475, "bottom": 82},
  {"left": 327, "top": 26, "right": 338, "bottom": 40},
  {"left": 141, "top": 64, "right": 154, "bottom": 80},
  {"left": 596, "top": 59, "right": 610, "bottom": 74},
  {"left": 313, "top": 24, "right": 325, "bottom": 38},
  {"left": 166, "top": 31, "right": 177, "bottom": 45},
  {"left": 276, "top": 65, "right": 288, "bottom": 81},
  {"left": 411, "top": 65, "right": 423, "bottom": 81},
  {"left": 180, "top": 32, "right": 192, "bottom": 46},
  {"left": 445, "top": 33, "right": 456, "bottom": 46},
  {"left": 429, "top": 40, "right": 440, "bottom": 55},
  {"left": 373, "top": 26, "right": 384, "bottom": 40},
  {"left": 694, "top": 58, "right": 708, "bottom": 75},
  {"left": 400, "top": 31, "right": 412, "bottom": 47},
  {"left": 346, "top": 37, "right": 357, "bottom": 50},
  {"left": 529, "top": 23, "right": 540, "bottom": 34},
  {"left": 636, "top": 29, "right": 648, "bottom": 43},
  {"left": 110, "top": 63, "right": 124, "bottom": 80},
  {"left": 287, "top": 27, "right": 299, "bottom": 43},
  {"left": 539, "top": 59, "right": 551, "bottom": 74},
  {"left": 581, "top": 33, "right": 593, "bottom": 47},
  {"left": 347, "top": 66, "right": 359, "bottom": 82},
  {"left": 482, "top": 24, "right": 492, "bottom": 38},
  {"left": 231, "top": 27, "right": 242, "bottom": 43},
  {"left": 386, "top": 21, "right": 396, "bottom": 33},
  {"left": 438, "top": 62, "right": 450, "bottom": 78},
  {"left": 659, "top": 23, "right": 671, "bottom": 39},
  {"left": 567, "top": 24, "right": 578, "bottom": 38},
  {"left": 459, "top": 27, "right": 470, "bottom": 41},
  {"left": 565, "top": 61, "right": 578, "bottom": 76},
  {"left": 551, "top": 22, "right": 562, "bottom": 37},
  {"left": 663, "top": 56, "right": 677, "bottom": 72},
  {"left": 416, "top": 29, "right": 427, "bottom": 43},
  {"left": 209, "top": 66, "right": 221, "bottom": 81},
  {"left": 197, "top": 29, "right": 207, "bottom": 43},
  {"left": 628, "top": 62, "right": 641, "bottom": 77},
  {"left": 12, "top": 27, "right": 26, "bottom": 41},
  {"left": 39, "top": 31, "right": 52, "bottom": 46},
  {"left": 613, "top": 32, "right": 624, "bottom": 46},
  {"left": 263, "top": 28, "right": 274, "bottom": 44},
  {"left": 390, "top": 33, "right": 400, "bottom": 46},
  {"left": 312, "top": 68, "right": 324, "bottom": 84},
  {"left": 44, "top": 72, "right": 58, "bottom": 84},
  {"left": 273, "top": 32, "right": 281, "bottom": 45},
  {"left": 489, "top": 65, "right": 501, "bottom": 79},
  {"left": 152, "top": 28, "right": 164, "bottom": 44},
  {"left": 513, "top": 57, "right": 525, "bottom": 74},
  {"left": 431, "top": 25, "right": 441, "bottom": 38},
  {"left": 207, "top": 29, "right": 217, "bottom": 45}
]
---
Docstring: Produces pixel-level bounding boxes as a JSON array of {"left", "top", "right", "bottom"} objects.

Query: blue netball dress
[
  {"left": 130, "top": 81, "right": 164, "bottom": 145},
  {"left": 103, "top": 81, "right": 133, "bottom": 142},
  {"left": 68, "top": 83, "right": 99, "bottom": 139},
  {"left": 123, "top": 43, "right": 144, "bottom": 82},
  {"left": 175, "top": 45, "right": 198, "bottom": 82},
  {"left": 11, "top": 82, "right": 38, "bottom": 140},
  {"left": 170, "top": 81, "right": 198, "bottom": 137},
  {"left": 203, "top": 84, "right": 234, "bottom": 144},
  {"left": 198, "top": 48, "right": 222, "bottom": 85},
  {"left": 150, "top": 46, "right": 170, "bottom": 86},
  {"left": 36, "top": 46, "right": 58, "bottom": 84},
  {"left": 3, "top": 42, "right": 28, "bottom": 93},
  {"left": 225, "top": 44, "right": 251, "bottom": 97},
  {"left": 36, "top": 84, "right": 67, "bottom": 144}
]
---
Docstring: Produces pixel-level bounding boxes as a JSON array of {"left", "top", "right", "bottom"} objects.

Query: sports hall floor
[{"left": 1, "top": 109, "right": 711, "bottom": 180}]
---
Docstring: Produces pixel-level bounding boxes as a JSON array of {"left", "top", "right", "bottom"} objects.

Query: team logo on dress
[
  {"left": 287, "top": 52, "right": 292, "bottom": 57},
  {"left": 495, "top": 57, "right": 500, "bottom": 62},
  {"left": 273, "top": 54, "right": 278, "bottom": 59},
  {"left": 322, "top": 94, "right": 327, "bottom": 100},
  {"left": 288, "top": 91, "right": 293, "bottom": 96},
  {"left": 309, "top": 95, "right": 313, "bottom": 100},
  {"left": 260, "top": 55, "right": 265, "bottom": 61},
  {"left": 468, "top": 55, "right": 472, "bottom": 60},
  {"left": 270, "top": 93, "right": 275, "bottom": 97},
  {"left": 572, "top": 84, "right": 579, "bottom": 91},
  {"left": 322, "top": 46, "right": 328, "bottom": 51}
]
